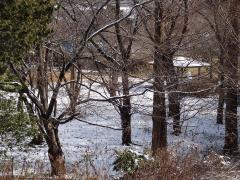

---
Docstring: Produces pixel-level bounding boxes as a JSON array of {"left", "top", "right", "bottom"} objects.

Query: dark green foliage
[
  {"left": 0, "top": 0, "right": 53, "bottom": 151},
  {"left": 0, "top": 0, "right": 54, "bottom": 71},
  {"left": 0, "top": 95, "right": 36, "bottom": 149},
  {"left": 113, "top": 149, "right": 146, "bottom": 174}
]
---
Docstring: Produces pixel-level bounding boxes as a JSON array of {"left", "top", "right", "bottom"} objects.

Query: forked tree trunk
[
  {"left": 223, "top": 0, "right": 239, "bottom": 154},
  {"left": 44, "top": 121, "right": 66, "bottom": 176}
]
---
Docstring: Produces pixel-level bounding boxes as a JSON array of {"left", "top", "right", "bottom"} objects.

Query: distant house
[{"left": 149, "top": 56, "right": 211, "bottom": 79}]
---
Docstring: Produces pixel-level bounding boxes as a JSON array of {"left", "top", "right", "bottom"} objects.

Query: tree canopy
[{"left": 0, "top": 0, "right": 54, "bottom": 73}]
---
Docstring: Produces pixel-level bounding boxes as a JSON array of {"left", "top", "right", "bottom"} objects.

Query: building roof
[{"left": 149, "top": 56, "right": 210, "bottom": 68}]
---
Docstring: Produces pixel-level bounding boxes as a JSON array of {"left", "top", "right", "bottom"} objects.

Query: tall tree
[
  {"left": 3, "top": 0, "right": 141, "bottom": 175},
  {"left": 199, "top": 0, "right": 229, "bottom": 124},
  {"left": 142, "top": 0, "right": 188, "bottom": 139},
  {"left": 89, "top": 0, "right": 150, "bottom": 145},
  {"left": 141, "top": 0, "right": 189, "bottom": 154},
  {"left": 151, "top": 0, "right": 167, "bottom": 154},
  {"left": 223, "top": 0, "right": 239, "bottom": 154}
]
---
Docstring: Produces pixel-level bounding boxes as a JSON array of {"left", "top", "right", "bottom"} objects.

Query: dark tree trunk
[
  {"left": 120, "top": 107, "right": 131, "bottom": 146},
  {"left": 217, "top": 49, "right": 225, "bottom": 124},
  {"left": 151, "top": 0, "right": 167, "bottom": 155},
  {"left": 217, "top": 90, "right": 224, "bottom": 124},
  {"left": 224, "top": 88, "right": 238, "bottom": 154},
  {"left": 223, "top": 0, "right": 239, "bottom": 154},
  {"left": 152, "top": 84, "right": 167, "bottom": 154},
  {"left": 120, "top": 71, "right": 132, "bottom": 145},
  {"left": 44, "top": 121, "right": 66, "bottom": 176},
  {"left": 167, "top": 57, "right": 181, "bottom": 135},
  {"left": 169, "top": 92, "right": 181, "bottom": 135}
]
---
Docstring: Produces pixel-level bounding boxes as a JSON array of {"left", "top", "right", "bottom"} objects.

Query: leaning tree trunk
[
  {"left": 223, "top": 0, "right": 239, "bottom": 154},
  {"left": 44, "top": 121, "right": 66, "bottom": 176},
  {"left": 217, "top": 49, "right": 225, "bottom": 124},
  {"left": 120, "top": 71, "right": 132, "bottom": 145}
]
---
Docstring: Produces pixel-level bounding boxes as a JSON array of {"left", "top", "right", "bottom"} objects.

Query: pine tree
[{"left": 0, "top": 0, "right": 54, "bottom": 72}]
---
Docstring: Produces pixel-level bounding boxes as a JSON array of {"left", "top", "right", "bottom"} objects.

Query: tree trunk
[
  {"left": 152, "top": 84, "right": 167, "bottom": 154},
  {"left": 120, "top": 107, "right": 131, "bottom": 146},
  {"left": 169, "top": 92, "right": 181, "bottom": 135},
  {"left": 44, "top": 121, "right": 66, "bottom": 176},
  {"left": 223, "top": 0, "right": 239, "bottom": 154},
  {"left": 217, "top": 49, "right": 225, "bottom": 124},
  {"left": 120, "top": 71, "right": 132, "bottom": 145},
  {"left": 151, "top": 0, "right": 167, "bottom": 155},
  {"left": 217, "top": 90, "right": 224, "bottom": 124},
  {"left": 224, "top": 88, "right": 238, "bottom": 154},
  {"left": 167, "top": 57, "right": 181, "bottom": 135}
]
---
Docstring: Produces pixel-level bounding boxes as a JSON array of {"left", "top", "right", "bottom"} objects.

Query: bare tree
[
  {"left": 139, "top": 0, "right": 189, "bottom": 154},
  {"left": 7, "top": 0, "right": 129, "bottom": 175},
  {"left": 223, "top": 0, "right": 239, "bottom": 154},
  {"left": 88, "top": 0, "right": 152, "bottom": 145},
  {"left": 142, "top": 0, "right": 189, "bottom": 139},
  {"left": 199, "top": 0, "right": 230, "bottom": 124}
]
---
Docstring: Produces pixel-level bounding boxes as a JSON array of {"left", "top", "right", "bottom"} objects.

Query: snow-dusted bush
[{"left": 113, "top": 149, "right": 147, "bottom": 175}]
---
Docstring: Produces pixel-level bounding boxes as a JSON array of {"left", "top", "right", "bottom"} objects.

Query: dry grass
[
  {"left": 0, "top": 159, "right": 109, "bottom": 180},
  {"left": 1, "top": 150, "right": 239, "bottom": 180},
  {"left": 123, "top": 149, "right": 240, "bottom": 180}
]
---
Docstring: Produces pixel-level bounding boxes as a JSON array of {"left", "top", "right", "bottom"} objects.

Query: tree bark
[
  {"left": 169, "top": 91, "right": 181, "bottom": 135},
  {"left": 120, "top": 107, "right": 131, "bottom": 146},
  {"left": 120, "top": 71, "right": 132, "bottom": 145},
  {"left": 217, "top": 49, "right": 225, "bottom": 124},
  {"left": 167, "top": 57, "right": 181, "bottom": 135},
  {"left": 152, "top": 0, "right": 167, "bottom": 155},
  {"left": 223, "top": 0, "right": 239, "bottom": 154},
  {"left": 44, "top": 121, "right": 67, "bottom": 176}
]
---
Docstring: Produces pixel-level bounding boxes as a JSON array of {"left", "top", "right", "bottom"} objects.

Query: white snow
[{"left": 1, "top": 78, "right": 239, "bottom": 177}]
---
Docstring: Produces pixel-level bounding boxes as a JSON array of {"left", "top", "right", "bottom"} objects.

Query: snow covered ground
[{"left": 1, "top": 80, "right": 240, "bottom": 177}]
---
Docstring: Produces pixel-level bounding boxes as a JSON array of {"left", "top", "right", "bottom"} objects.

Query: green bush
[
  {"left": 0, "top": 95, "right": 36, "bottom": 150},
  {"left": 113, "top": 149, "right": 146, "bottom": 175}
]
